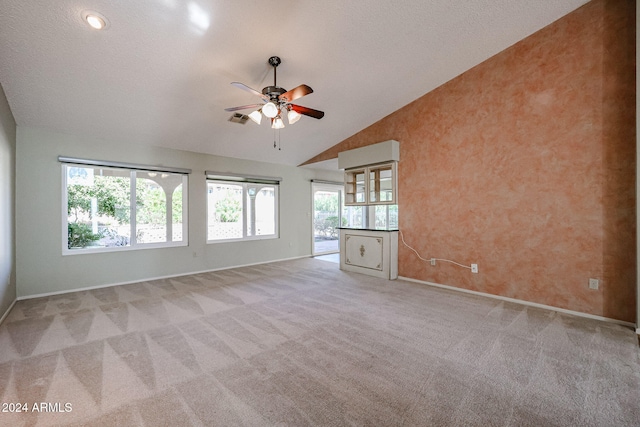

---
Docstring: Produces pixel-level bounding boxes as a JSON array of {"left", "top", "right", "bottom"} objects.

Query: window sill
[
  {"left": 62, "top": 241, "right": 188, "bottom": 256},
  {"left": 206, "top": 235, "right": 278, "bottom": 244}
]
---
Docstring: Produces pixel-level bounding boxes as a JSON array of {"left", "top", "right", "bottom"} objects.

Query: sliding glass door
[{"left": 312, "top": 183, "right": 342, "bottom": 256}]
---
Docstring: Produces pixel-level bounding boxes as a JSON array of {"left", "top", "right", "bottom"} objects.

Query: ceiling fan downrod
[
  {"left": 268, "top": 56, "right": 281, "bottom": 87},
  {"left": 262, "top": 56, "right": 286, "bottom": 101}
]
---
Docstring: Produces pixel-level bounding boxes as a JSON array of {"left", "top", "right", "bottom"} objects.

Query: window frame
[
  {"left": 206, "top": 173, "right": 280, "bottom": 244},
  {"left": 61, "top": 160, "right": 190, "bottom": 255}
]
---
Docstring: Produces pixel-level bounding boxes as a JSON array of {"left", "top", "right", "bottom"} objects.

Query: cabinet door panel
[{"left": 344, "top": 234, "right": 383, "bottom": 271}]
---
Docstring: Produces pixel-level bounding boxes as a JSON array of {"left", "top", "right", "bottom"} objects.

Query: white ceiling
[{"left": 0, "top": 0, "right": 589, "bottom": 167}]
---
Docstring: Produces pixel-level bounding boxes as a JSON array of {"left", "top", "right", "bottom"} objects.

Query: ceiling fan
[{"left": 225, "top": 56, "right": 324, "bottom": 129}]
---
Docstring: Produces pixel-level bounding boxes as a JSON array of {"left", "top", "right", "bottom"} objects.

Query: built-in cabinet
[
  {"left": 338, "top": 140, "right": 400, "bottom": 280},
  {"left": 339, "top": 228, "right": 398, "bottom": 279},
  {"left": 344, "top": 161, "right": 397, "bottom": 206}
]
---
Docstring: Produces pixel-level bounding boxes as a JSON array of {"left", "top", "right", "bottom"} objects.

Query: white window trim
[
  {"left": 61, "top": 160, "right": 190, "bottom": 255},
  {"left": 206, "top": 177, "right": 280, "bottom": 244},
  {"left": 59, "top": 156, "right": 191, "bottom": 174}
]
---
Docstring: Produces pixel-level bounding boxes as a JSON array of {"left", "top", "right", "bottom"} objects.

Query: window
[
  {"left": 374, "top": 204, "right": 398, "bottom": 229},
  {"left": 62, "top": 158, "right": 189, "bottom": 253},
  {"left": 343, "top": 205, "right": 365, "bottom": 229},
  {"left": 206, "top": 172, "right": 279, "bottom": 242},
  {"left": 343, "top": 204, "right": 398, "bottom": 230}
]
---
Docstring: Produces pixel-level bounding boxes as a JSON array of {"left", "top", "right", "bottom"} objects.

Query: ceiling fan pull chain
[
  {"left": 278, "top": 130, "right": 281, "bottom": 151},
  {"left": 273, "top": 128, "right": 277, "bottom": 149}
]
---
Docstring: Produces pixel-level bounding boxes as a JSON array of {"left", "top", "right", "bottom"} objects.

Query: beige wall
[
  {"left": 15, "top": 126, "right": 341, "bottom": 298},
  {"left": 0, "top": 82, "right": 16, "bottom": 319},
  {"left": 305, "top": 0, "right": 636, "bottom": 322}
]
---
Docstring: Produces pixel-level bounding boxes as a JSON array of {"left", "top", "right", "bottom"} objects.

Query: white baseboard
[
  {"left": 399, "top": 276, "right": 637, "bottom": 330},
  {"left": 0, "top": 299, "right": 17, "bottom": 325},
  {"left": 17, "top": 255, "right": 310, "bottom": 301}
]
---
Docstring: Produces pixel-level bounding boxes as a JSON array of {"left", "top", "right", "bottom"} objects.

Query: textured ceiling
[{"left": 0, "top": 0, "right": 589, "bottom": 167}]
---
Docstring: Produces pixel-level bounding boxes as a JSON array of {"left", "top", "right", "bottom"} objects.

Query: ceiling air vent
[{"left": 228, "top": 113, "right": 249, "bottom": 124}]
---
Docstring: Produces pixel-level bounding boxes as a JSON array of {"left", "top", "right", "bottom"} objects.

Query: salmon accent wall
[{"left": 304, "top": 0, "right": 636, "bottom": 322}]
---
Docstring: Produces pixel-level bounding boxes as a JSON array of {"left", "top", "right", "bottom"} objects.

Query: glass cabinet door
[
  {"left": 345, "top": 162, "right": 397, "bottom": 206},
  {"left": 368, "top": 162, "right": 396, "bottom": 205},
  {"left": 344, "top": 169, "right": 367, "bottom": 205}
]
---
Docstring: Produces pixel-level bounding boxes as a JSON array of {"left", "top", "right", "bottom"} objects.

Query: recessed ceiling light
[{"left": 82, "top": 10, "right": 109, "bottom": 30}]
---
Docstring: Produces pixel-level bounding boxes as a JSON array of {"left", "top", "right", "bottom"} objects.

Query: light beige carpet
[{"left": 0, "top": 257, "right": 638, "bottom": 426}]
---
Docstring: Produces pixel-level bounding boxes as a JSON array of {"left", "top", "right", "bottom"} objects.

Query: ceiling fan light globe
[
  {"left": 248, "top": 110, "right": 262, "bottom": 124},
  {"left": 271, "top": 116, "right": 285, "bottom": 129},
  {"left": 287, "top": 109, "right": 301, "bottom": 125},
  {"left": 262, "top": 102, "right": 278, "bottom": 118}
]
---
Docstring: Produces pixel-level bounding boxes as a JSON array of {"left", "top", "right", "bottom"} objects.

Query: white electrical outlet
[
  {"left": 471, "top": 264, "right": 478, "bottom": 273},
  {"left": 589, "top": 278, "right": 599, "bottom": 290},
  {"left": 430, "top": 258, "right": 436, "bottom": 266}
]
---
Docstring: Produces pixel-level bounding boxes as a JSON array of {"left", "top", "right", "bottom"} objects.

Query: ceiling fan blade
[
  {"left": 280, "top": 84, "right": 313, "bottom": 103},
  {"left": 231, "top": 82, "right": 269, "bottom": 101},
  {"left": 290, "top": 104, "right": 324, "bottom": 119},
  {"left": 224, "top": 104, "right": 264, "bottom": 112}
]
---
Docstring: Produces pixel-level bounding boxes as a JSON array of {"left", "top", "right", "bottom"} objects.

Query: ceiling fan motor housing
[{"left": 262, "top": 86, "right": 286, "bottom": 102}]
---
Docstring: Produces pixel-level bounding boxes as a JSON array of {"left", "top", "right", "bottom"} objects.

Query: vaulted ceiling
[{"left": 0, "top": 0, "right": 589, "bottom": 167}]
